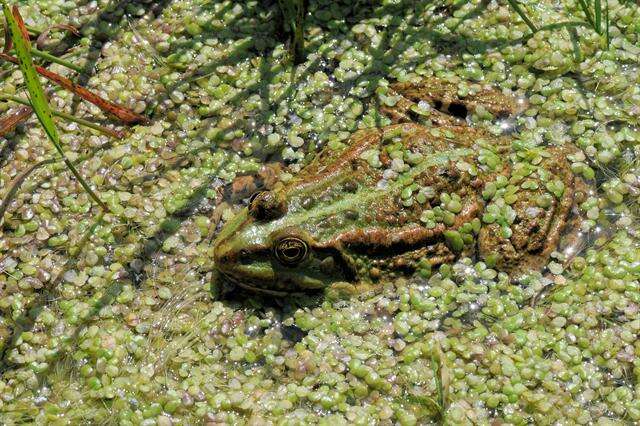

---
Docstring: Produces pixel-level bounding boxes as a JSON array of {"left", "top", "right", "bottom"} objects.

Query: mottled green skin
[{"left": 213, "top": 80, "right": 581, "bottom": 294}]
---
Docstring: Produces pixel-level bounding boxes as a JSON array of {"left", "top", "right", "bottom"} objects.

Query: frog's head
[{"left": 213, "top": 191, "right": 355, "bottom": 295}]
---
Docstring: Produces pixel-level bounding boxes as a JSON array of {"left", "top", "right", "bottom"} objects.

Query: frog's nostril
[
  {"left": 448, "top": 102, "right": 468, "bottom": 119},
  {"left": 239, "top": 249, "right": 253, "bottom": 265},
  {"left": 214, "top": 245, "right": 232, "bottom": 269},
  {"left": 248, "top": 191, "right": 287, "bottom": 221}
]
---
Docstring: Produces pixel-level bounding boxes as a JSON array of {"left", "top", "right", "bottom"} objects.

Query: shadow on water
[
  {"left": 0, "top": 3, "right": 285, "bottom": 366},
  {"left": 128, "top": 172, "right": 222, "bottom": 286}
]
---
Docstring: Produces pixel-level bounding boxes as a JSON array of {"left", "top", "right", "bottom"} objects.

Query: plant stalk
[
  {"left": 30, "top": 47, "right": 83, "bottom": 73},
  {"left": 506, "top": 0, "right": 538, "bottom": 33}
]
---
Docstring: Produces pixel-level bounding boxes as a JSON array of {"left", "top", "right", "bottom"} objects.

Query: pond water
[{"left": 1, "top": 0, "right": 639, "bottom": 424}]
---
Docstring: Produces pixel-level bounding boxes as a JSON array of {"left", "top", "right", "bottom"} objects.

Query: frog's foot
[
  {"left": 324, "top": 281, "right": 381, "bottom": 300},
  {"left": 388, "top": 78, "right": 526, "bottom": 125}
]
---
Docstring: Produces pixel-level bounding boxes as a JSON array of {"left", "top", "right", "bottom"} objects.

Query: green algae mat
[{"left": 1, "top": 0, "right": 640, "bottom": 424}]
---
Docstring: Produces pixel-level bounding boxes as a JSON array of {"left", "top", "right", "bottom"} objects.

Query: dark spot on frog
[
  {"left": 239, "top": 249, "right": 251, "bottom": 265},
  {"left": 342, "top": 180, "right": 358, "bottom": 193},
  {"left": 301, "top": 196, "right": 314, "bottom": 209},
  {"left": 344, "top": 209, "right": 359, "bottom": 220}
]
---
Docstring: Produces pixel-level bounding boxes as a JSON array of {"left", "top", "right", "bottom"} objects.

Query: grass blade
[
  {"left": 605, "top": 0, "right": 610, "bottom": 48},
  {"left": 594, "top": 0, "right": 602, "bottom": 33},
  {"left": 505, "top": 0, "right": 538, "bottom": 33},
  {"left": 2, "top": 2, "right": 109, "bottom": 212},
  {"left": 0, "top": 52, "right": 148, "bottom": 124},
  {"left": 429, "top": 340, "right": 449, "bottom": 423},
  {"left": 576, "top": 0, "right": 596, "bottom": 30},
  {"left": 293, "top": 0, "right": 306, "bottom": 64},
  {"left": 277, "top": 0, "right": 307, "bottom": 64},
  {"left": 568, "top": 26, "right": 583, "bottom": 62}
]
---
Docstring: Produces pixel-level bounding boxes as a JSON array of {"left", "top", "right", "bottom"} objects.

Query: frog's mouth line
[{"left": 218, "top": 271, "right": 316, "bottom": 296}]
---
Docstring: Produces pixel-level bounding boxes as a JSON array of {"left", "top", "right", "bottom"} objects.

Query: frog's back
[{"left": 274, "top": 124, "right": 491, "bottom": 278}]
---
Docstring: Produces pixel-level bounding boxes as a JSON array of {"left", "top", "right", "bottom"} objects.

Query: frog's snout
[{"left": 212, "top": 240, "right": 234, "bottom": 273}]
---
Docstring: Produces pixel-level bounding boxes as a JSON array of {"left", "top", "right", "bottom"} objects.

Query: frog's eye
[
  {"left": 274, "top": 237, "right": 308, "bottom": 266},
  {"left": 248, "top": 191, "right": 287, "bottom": 221}
]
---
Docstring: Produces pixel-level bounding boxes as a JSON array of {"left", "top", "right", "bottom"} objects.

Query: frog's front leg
[{"left": 390, "top": 77, "right": 525, "bottom": 125}]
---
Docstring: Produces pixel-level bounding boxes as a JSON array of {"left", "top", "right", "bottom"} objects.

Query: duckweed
[{"left": 1, "top": 0, "right": 640, "bottom": 424}]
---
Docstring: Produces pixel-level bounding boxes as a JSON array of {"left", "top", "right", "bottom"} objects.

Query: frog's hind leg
[
  {"left": 477, "top": 147, "right": 581, "bottom": 275},
  {"left": 379, "top": 88, "right": 463, "bottom": 127},
  {"left": 390, "top": 78, "right": 526, "bottom": 123}
]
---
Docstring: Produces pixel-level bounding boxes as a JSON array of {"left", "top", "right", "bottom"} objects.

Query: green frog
[{"left": 213, "top": 78, "right": 586, "bottom": 295}]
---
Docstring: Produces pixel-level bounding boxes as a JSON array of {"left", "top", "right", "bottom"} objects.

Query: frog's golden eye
[{"left": 274, "top": 237, "right": 308, "bottom": 266}]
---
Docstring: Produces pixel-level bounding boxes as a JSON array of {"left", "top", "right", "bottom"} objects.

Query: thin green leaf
[
  {"left": 2, "top": 2, "right": 108, "bottom": 212},
  {"left": 505, "top": 0, "right": 538, "bottom": 33},
  {"left": 277, "top": 0, "right": 307, "bottom": 64},
  {"left": 576, "top": 0, "right": 596, "bottom": 30},
  {"left": 594, "top": 0, "right": 602, "bottom": 33},
  {"left": 431, "top": 351, "right": 444, "bottom": 416},
  {"left": 568, "top": 26, "right": 583, "bottom": 62},
  {"left": 605, "top": 0, "right": 610, "bottom": 48}
]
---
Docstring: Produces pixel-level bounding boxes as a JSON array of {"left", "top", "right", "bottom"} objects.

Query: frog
[{"left": 212, "top": 78, "right": 587, "bottom": 295}]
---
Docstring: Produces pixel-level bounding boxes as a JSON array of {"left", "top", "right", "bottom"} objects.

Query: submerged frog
[{"left": 213, "top": 78, "right": 586, "bottom": 295}]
